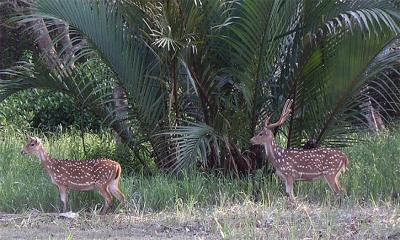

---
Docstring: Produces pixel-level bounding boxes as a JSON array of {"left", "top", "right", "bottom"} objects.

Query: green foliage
[
  {"left": 0, "top": 5, "right": 33, "bottom": 69},
  {"left": 0, "top": 127, "right": 399, "bottom": 213},
  {"left": 0, "top": 89, "right": 104, "bottom": 132},
  {"left": 2, "top": 0, "right": 400, "bottom": 172}
]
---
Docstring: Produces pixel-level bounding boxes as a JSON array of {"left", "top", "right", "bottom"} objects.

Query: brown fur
[
  {"left": 21, "top": 136, "right": 126, "bottom": 213},
  {"left": 251, "top": 100, "right": 349, "bottom": 200}
]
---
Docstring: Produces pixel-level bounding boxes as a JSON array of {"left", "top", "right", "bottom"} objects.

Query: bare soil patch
[
  {"left": 1, "top": 201, "right": 399, "bottom": 239},
  {"left": 0, "top": 210, "right": 211, "bottom": 240}
]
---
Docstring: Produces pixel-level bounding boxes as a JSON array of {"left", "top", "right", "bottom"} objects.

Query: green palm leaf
[
  {"left": 155, "top": 121, "right": 219, "bottom": 172},
  {"left": 289, "top": 28, "right": 400, "bottom": 147},
  {"left": 23, "top": 0, "right": 166, "bottom": 131}
]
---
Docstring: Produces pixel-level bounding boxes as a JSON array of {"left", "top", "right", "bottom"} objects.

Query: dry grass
[
  {"left": 1, "top": 200, "right": 399, "bottom": 239},
  {"left": 1, "top": 128, "right": 400, "bottom": 239}
]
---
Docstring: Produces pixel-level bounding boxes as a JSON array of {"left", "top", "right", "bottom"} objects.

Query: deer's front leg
[
  {"left": 58, "top": 185, "right": 69, "bottom": 212},
  {"left": 276, "top": 171, "right": 295, "bottom": 201},
  {"left": 284, "top": 176, "right": 295, "bottom": 201}
]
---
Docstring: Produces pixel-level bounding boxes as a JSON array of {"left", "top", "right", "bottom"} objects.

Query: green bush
[
  {"left": 0, "top": 127, "right": 399, "bottom": 213},
  {"left": 0, "top": 89, "right": 104, "bottom": 132}
]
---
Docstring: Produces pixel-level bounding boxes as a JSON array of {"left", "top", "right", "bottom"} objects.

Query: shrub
[{"left": 0, "top": 89, "right": 104, "bottom": 132}]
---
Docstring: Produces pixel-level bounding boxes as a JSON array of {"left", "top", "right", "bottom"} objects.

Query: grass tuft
[{"left": 0, "top": 127, "right": 399, "bottom": 214}]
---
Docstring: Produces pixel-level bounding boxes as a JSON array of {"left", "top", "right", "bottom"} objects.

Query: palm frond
[
  {"left": 155, "top": 121, "right": 219, "bottom": 172},
  {"left": 224, "top": 0, "right": 300, "bottom": 138},
  {"left": 289, "top": 27, "right": 400, "bottom": 147},
  {"left": 22, "top": 0, "right": 166, "bottom": 131},
  {"left": 303, "top": 0, "right": 400, "bottom": 37}
]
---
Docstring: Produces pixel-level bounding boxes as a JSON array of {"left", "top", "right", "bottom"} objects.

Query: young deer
[
  {"left": 21, "top": 136, "right": 126, "bottom": 213},
  {"left": 250, "top": 100, "right": 348, "bottom": 201}
]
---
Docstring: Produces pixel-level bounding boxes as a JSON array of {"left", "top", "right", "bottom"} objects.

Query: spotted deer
[
  {"left": 250, "top": 99, "right": 349, "bottom": 201},
  {"left": 21, "top": 136, "right": 126, "bottom": 213}
]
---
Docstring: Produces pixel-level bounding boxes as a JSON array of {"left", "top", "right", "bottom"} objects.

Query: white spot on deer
[
  {"left": 21, "top": 137, "right": 126, "bottom": 213},
  {"left": 250, "top": 100, "right": 348, "bottom": 199}
]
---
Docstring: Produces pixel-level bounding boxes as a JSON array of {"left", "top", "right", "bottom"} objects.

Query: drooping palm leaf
[
  {"left": 283, "top": 0, "right": 400, "bottom": 147},
  {"left": 2, "top": 0, "right": 400, "bottom": 173},
  {"left": 0, "top": 61, "right": 111, "bottom": 116},
  {"left": 303, "top": 0, "right": 400, "bottom": 36},
  {"left": 155, "top": 121, "right": 219, "bottom": 172},
  {"left": 289, "top": 28, "right": 400, "bottom": 147},
  {"left": 22, "top": 0, "right": 166, "bottom": 132},
  {"left": 225, "top": 0, "right": 300, "bottom": 138}
]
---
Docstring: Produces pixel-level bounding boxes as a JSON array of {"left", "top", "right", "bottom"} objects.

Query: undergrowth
[{"left": 0, "top": 127, "right": 399, "bottom": 213}]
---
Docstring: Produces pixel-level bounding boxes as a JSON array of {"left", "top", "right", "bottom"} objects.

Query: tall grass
[{"left": 0, "top": 127, "right": 399, "bottom": 213}]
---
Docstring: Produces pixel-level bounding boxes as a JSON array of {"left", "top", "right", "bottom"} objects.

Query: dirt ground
[
  {"left": 1, "top": 201, "right": 400, "bottom": 239},
  {"left": 0, "top": 211, "right": 212, "bottom": 239}
]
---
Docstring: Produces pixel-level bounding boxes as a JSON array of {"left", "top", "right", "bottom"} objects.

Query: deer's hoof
[{"left": 60, "top": 211, "right": 79, "bottom": 219}]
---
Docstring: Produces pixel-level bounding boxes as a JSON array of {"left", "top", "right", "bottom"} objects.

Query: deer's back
[
  {"left": 277, "top": 147, "right": 348, "bottom": 179},
  {"left": 47, "top": 158, "right": 120, "bottom": 190}
]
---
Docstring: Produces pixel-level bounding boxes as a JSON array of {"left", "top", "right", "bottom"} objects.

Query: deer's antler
[{"left": 265, "top": 99, "right": 293, "bottom": 129}]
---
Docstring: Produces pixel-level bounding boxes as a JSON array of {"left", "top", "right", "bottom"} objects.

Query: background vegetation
[
  {"left": 0, "top": 90, "right": 103, "bottom": 132},
  {"left": 1, "top": 2, "right": 400, "bottom": 238},
  {"left": 2, "top": 0, "right": 400, "bottom": 174},
  {"left": 1, "top": 126, "right": 399, "bottom": 213}
]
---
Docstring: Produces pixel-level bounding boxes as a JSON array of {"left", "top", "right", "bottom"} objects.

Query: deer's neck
[
  {"left": 36, "top": 147, "right": 56, "bottom": 174},
  {"left": 263, "top": 138, "right": 283, "bottom": 166},
  {"left": 36, "top": 147, "right": 51, "bottom": 162}
]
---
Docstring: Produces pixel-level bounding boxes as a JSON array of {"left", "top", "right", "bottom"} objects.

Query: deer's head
[
  {"left": 21, "top": 136, "right": 44, "bottom": 156},
  {"left": 250, "top": 99, "right": 293, "bottom": 146}
]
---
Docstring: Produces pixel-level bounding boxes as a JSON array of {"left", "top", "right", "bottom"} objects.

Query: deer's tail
[
  {"left": 115, "top": 164, "right": 122, "bottom": 180},
  {"left": 342, "top": 156, "right": 349, "bottom": 172}
]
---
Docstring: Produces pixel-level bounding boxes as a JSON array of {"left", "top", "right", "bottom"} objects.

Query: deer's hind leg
[
  {"left": 107, "top": 179, "right": 127, "bottom": 208},
  {"left": 99, "top": 185, "right": 113, "bottom": 214},
  {"left": 334, "top": 172, "right": 348, "bottom": 198},
  {"left": 335, "top": 175, "right": 343, "bottom": 192},
  {"left": 324, "top": 175, "right": 340, "bottom": 194},
  {"left": 326, "top": 174, "right": 345, "bottom": 206}
]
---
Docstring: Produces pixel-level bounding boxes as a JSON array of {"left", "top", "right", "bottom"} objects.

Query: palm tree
[{"left": 1, "top": 0, "right": 400, "bottom": 174}]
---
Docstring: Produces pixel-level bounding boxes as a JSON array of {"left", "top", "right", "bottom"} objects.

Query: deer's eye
[{"left": 30, "top": 143, "right": 35, "bottom": 146}]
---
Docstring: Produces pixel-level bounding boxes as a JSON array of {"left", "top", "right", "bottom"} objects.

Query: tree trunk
[
  {"left": 54, "top": 20, "right": 75, "bottom": 66},
  {"left": 113, "top": 84, "right": 130, "bottom": 145},
  {"left": 360, "top": 99, "right": 385, "bottom": 132},
  {"left": 0, "top": 1, "right": 26, "bottom": 69},
  {"left": 30, "top": 18, "right": 60, "bottom": 70},
  {"left": 0, "top": 21, "right": 4, "bottom": 68}
]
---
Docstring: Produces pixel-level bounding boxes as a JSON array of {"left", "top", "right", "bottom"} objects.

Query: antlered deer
[
  {"left": 21, "top": 136, "right": 126, "bottom": 213},
  {"left": 250, "top": 100, "right": 348, "bottom": 201}
]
